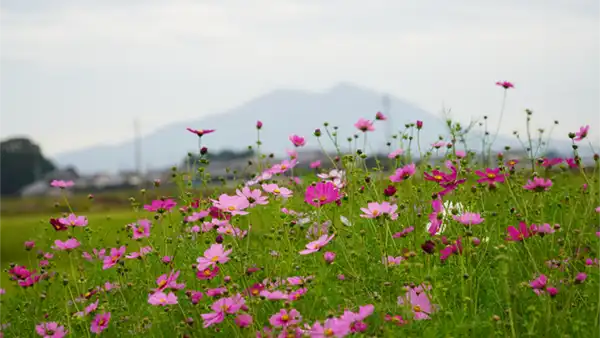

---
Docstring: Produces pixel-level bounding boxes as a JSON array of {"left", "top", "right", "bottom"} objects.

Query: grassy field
[{"left": 1, "top": 119, "right": 599, "bottom": 337}]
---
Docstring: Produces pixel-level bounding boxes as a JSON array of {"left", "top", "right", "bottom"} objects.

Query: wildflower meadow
[{"left": 1, "top": 82, "right": 599, "bottom": 337}]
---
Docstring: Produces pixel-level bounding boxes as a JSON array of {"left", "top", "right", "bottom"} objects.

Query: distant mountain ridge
[{"left": 52, "top": 83, "right": 583, "bottom": 173}]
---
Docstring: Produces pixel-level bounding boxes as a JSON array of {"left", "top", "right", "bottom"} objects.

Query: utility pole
[
  {"left": 382, "top": 95, "right": 392, "bottom": 143},
  {"left": 134, "top": 118, "right": 142, "bottom": 185}
]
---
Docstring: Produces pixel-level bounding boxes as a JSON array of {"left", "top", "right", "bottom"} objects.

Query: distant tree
[{"left": 0, "top": 138, "right": 56, "bottom": 196}]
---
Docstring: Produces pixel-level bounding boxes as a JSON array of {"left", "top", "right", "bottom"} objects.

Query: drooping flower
[
  {"left": 212, "top": 194, "right": 250, "bottom": 216},
  {"left": 305, "top": 181, "right": 340, "bottom": 207},
  {"left": 148, "top": 291, "right": 178, "bottom": 306},
  {"left": 186, "top": 128, "right": 215, "bottom": 137},
  {"left": 495, "top": 81, "right": 514, "bottom": 89},
  {"left": 360, "top": 202, "right": 398, "bottom": 220},
  {"left": 354, "top": 118, "right": 375, "bottom": 132},
  {"left": 523, "top": 177, "right": 552, "bottom": 192},
  {"left": 58, "top": 214, "right": 88, "bottom": 227},
  {"left": 53, "top": 238, "right": 81, "bottom": 251},
  {"left": 573, "top": 125, "right": 589, "bottom": 142},
  {"left": 474, "top": 168, "right": 505, "bottom": 185},
  {"left": 35, "top": 322, "right": 67, "bottom": 338},
  {"left": 388, "top": 149, "right": 404, "bottom": 159},
  {"left": 531, "top": 223, "right": 555, "bottom": 235},
  {"left": 506, "top": 222, "right": 535, "bottom": 241},
  {"left": 289, "top": 134, "right": 306, "bottom": 147},
  {"left": 375, "top": 111, "right": 387, "bottom": 120},
  {"left": 390, "top": 163, "right": 416, "bottom": 182},
  {"left": 299, "top": 234, "right": 335, "bottom": 255},
  {"left": 129, "top": 219, "right": 151, "bottom": 239},
  {"left": 452, "top": 212, "right": 484, "bottom": 226},
  {"left": 196, "top": 244, "right": 232, "bottom": 271},
  {"left": 90, "top": 312, "right": 111, "bottom": 334}
]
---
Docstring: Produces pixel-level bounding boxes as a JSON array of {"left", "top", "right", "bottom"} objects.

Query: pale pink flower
[
  {"left": 125, "top": 246, "right": 152, "bottom": 259},
  {"left": 74, "top": 299, "right": 99, "bottom": 318},
  {"left": 129, "top": 219, "right": 151, "bottom": 239},
  {"left": 384, "top": 256, "right": 406, "bottom": 266},
  {"left": 201, "top": 294, "right": 246, "bottom": 328},
  {"left": 452, "top": 212, "right": 484, "bottom": 226},
  {"left": 269, "top": 159, "right": 298, "bottom": 174},
  {"left": 360, "top": 202, "right": 398, "bottom": 220},
  {"left": 354, "top": 118, "right": 375, "bottom": 132},
  {"left": 388, "top": 149, "right": 404, "bottom": 159},
  {"left": 286, "top": 149, "right": 298, "bottom": 159},
  {"left": 212, "top": 194, "right": 250, "bottom": 215},
  {"left": 53, "top": 238, "right": 80, "bottom": 251},
  {"left": 50, "top": 180, "right": 74, "bottom": 189},
  {"left": 262, "top": 183, "right": 293, "bottom": 198},
  {"left": 35, "top": 322, "right": 67, "bottom": 338},
  {"left": 299, "top": 234, "right": 335, "bottom": 255},
  {"left": 310, "top": 160, "right": 321, "bottom": 169},
  {"left": 235, "top": 314, "right": 253, "bottom": 328},
  {"left": 58, "top": 214, "right": 88, "bottom": 227},
  {"left": 523, "top": 177, "right": 553, "bottom": 192},
  {"left": 196, "top": 244, "right": 232, "bottom": 271},
  {"left": 236, "top": 187, "right": 268, "bottom": 207},
  {"left": 148, "top": 291, "right": 178, "bottom": 306}
]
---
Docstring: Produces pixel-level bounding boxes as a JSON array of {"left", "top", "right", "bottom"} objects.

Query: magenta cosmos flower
[
  {"left": 196, "top": 243, "right": 232, "bottom": 271},
  {"left": 474, "top": 168, "right": 505, "bottom": 185},
  {"left": 573, "top": 125, "right": 589, "bottom": 142},
  {"left": 340, "top": 304, "right": 375, "bottom": 333},
  {"left": 201, "top": 294, "right": 246, "bottom": 328},
  {"left": 506, "top": 222, "right": 535, "bottom": 241},
  {"left": 354, "top": 118, "right": 375, "bottom": 132},
  {"left": 495, "top": 81, "right": 514, "bottom": 89},
  {"left": 58, "top": 213, "right": 88, "bottom": 227},
  {"left": 144, "top": 199, "right": 176, "bottom": 213},
  {"left": 212, "top": 194, "right": 250, "bottom": 215},
  {"left": 53, "top": 238, "right": 80, "bottom": 251},
  {"left": 360, "top": 202, "right": 398, "bottom": 220},
  {"left": 299, "top": 234, "right": 335, "bottom": 255},
  {"left": 452, "top": 212, "right": 484, "bottom": 226},
  {"left": 36, "top": 322, "right": 67, "bottom": 338},
  {"left": 523, "top": 177, "right": 552, "bottom": 192},
  {"left": 102, "top": 246, "right": 126, "bottom": 270},
  {"left": 375, "top": 111, "right": 387, "bottom": 120},
  {"left": 50, "top": 180, "right": 74, "bottom": 189},
  {"left": 269, "top": 308, "right": 302, "bottom": 328},
  {"left": 305, "top": 181, "right": 340, "bottom": 207},
  {"left": 148, "top": 291, "right": 178, "bottom": 306},
  {"left": 389, "top": 163, "right": 416, "bottom": 182},
  {"left": 130, "top": 219, "right": 151, "bottom": 239},
  {"left": 90, "top": 312, "right": 110, "bottom": 334},
  {"left": 186, "top": 128, "right": 215, "bottom": 137},
  {"left": 289, "top": 134, "right": 306, "bottom": 147},
  {"left": 155, "top": 270, "right": 185, "bottom": 291}
]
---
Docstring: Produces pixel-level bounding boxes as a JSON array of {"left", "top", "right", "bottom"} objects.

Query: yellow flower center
[
  {"left": 372, "top": 209, "right": 380, "bottom": 216},
  {"left": 324, "top": 328, "right": 334, "bottom": 336},
  {"left": 413, "top": 305, "right": 422, "bottom": 312},
  {"left": 220, "top": 305, "right": 229, "bottom": 311},
  {"left": 211, "top": 256, "right": 220, "bottom": 262},
  {"left": 158, "top": 280, "right": 167, "bottom": 287},
  {"left": 84, "top": 292, "right": 91, "bottom": 298},
  {"left": 159, "top": 298, "right": 166, "bottom": 303},
  {"left": 319, "top": 195, "right": 327, "bottom": 202},
  {"left": 226, "top": 229, "right": 232, "bottom": 234},
  {"left": 487, "top": 173, "right": 496, "bottom": 179},
  {"left": 227, "top": 206, "right": 236, "bottom": 211},
  {"left": 203, "top": 269, "right": 212, "bottom": 276},
  {"left": 137, "top": 227, "right": 145, "bottom": 233},
  {"left": 274, "top": 189, "right": 281, "bottom": 194},
  {"left": 434, "top": 175, "right": 443, "bottom": 181},
  {"left": 281, "top": 165, "right": 287, "bottom": 170},
  {"left": 251, "top": 289, "right": 259, "bottom": 295},
  {"left": 281, "top": 314, "right": 289, "bottom": 321}
]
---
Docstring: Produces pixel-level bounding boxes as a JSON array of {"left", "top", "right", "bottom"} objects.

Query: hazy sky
[{"left": 1, "top": 0, "right": 598, "bottom": 156}]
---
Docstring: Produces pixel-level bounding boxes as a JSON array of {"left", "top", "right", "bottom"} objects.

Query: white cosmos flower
[{"left": 425, "top": 201, "right": 465, "bottom": 235}]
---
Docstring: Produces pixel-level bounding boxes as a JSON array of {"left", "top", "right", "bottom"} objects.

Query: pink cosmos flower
[
  {"left": 236, "top": 187, "right": 268, "bottom": 207},
  {"left": 340, "top": 304, "right": 374, "bottom": 333},
  {"left": 305, "top": 181, "right": 340, "bottom": 207},
  {"left": 432, "top": 141, "right": 446, "bottom": 149},
  {"left": 196, "top": 266, "right": 219, "bottom": 280},
  {"left": 207, "top": 287, "right": 228, "bottom": 297},
  {"left": 270, "top": 308, "right": 302, "bottom": 327},
  {"left": 148, "top": 291, "right": 178, "bottom": 306},
  {"left": 440, "top": 238, "right": 463, "bottom": 261},
  {"left": 398, "top": 286, "right": 435, "bottom": 320},
  {"left": 474, "top": 168, "right": 505, "bottom": 185},
  {"left": 24, "top": 241, "right": 35, "bottom": 250},
  {"left": 506, "top": 222, "right": 535, "bottom": 241},
  {"left": 575, "top": 272, "right": 587, "bottom": 284},
  {"left": 310, "top": 160, "right": 321, "bottom": 169},
  {"left": 144, "top": 199, "right": 177, "bottom": 213},
  {"left": 154, "top": 270, "right": 185, "bottom": 291},
  {"left": 58, "top": 214, "right": 88, "bottom": 227},
  {"left": 299, "top": 234, "right": 335, "bottom": 255},
  {"left": 289, "top": 134, "right": 306, "bottom": 147},
  {"left": 384, "top": 256, "right": 406, "bottom": 266},
  {"left": 305, "top": 318, "right": 350, "bottom": 337},
  {"left": 541, "top": 158, "right": 564, "bottom": 167},
  {"left": 354, "top": 118, "right": 375, "bottom": 132},
  {"left": 75, "top": 300, "right": 99, "bottom": 318},
  {"left": 360, "top": 202, "right": 399, "bottom": 220},
  {"left": 323, "top": 251, "right": 336, "bottom": 264},
  {"left": 35, "top": 322, "right": 67, "bottom": 338},
  {"left": 125, "top": 246, "right": 152, "bottom": 259},
  {"left": 375, "top": 111, "right": 387, "bottom": 120},
  {"left": 129, "top": 219, "right": 151, "bottom": 239},
  {"left": 574, "top": 125, "right": 589, "bottom": 142},
  {"left": 390, "top": 163, "right": 416, "bottom": 182},
  {"left": 201, "top": 294, "right": 246, "bottom": 328},
  {"left": 384, "top": 314, "right": 407, "bottom": 326},
  {"left": 217, "top": 224, "right": 248, "bottom": 238},
  {"left": 531, "top": 223, "right": 555, "bottom": 235},
  {"left": 50, "top": 180, "right": 74, "bottom": 189},
  {"left": 187, "top": 290, "right": 204, "bottom": 304},
  {"left": 506, "top": 159, "right": 519, "bottom": 168},
  {"left": 286, "top": 149, "right": 298, "bottom": 159},
  {"left": 269, "top": 159, "right": 298, "bottom": 174},
  {"left": 416, "top": 120, "right": 423, "bottom": 129},
  {"left": 185, "top": 210, "right": 209, "bottom": 222},
  {"left": 212, "top": 194, "right": 250, "bottom": 215},
  {"left": 455, "top": 150, "right": 466, "bottom": 158},
  {"left": 90, "top": 312, "right": 110, "bottom": 334},
  {"left": 452, "top": 212, "right": 484, "bottom": 226},
  {"left": 262, "top": 183, "right": 293, "bottom": 198},
  {"left": 496, "top": 81, "right": 514, "bottom": 89},
  {"left": 565, "top": 158, "right": 579, "bottom": 168},
  {"left": 523, "top": 177, "right": 552, "bottom": 192},
  {"left": 235, "top": 314, "right": 253, "bottom": 328},
  {"left": 388, "top": 149, "right": 404, "bottom": 159},
  {"left": 53, "top": 238, "right": 80, "bottom": 251},
  {"left": 186, "top": 128, "right": 215, "bottom": 137},
  {"left": 102, "top": 246, "right": 126, "bottom": 270},
  {"left": 196, "top": 244, "right": 232, "bottom": 271}
]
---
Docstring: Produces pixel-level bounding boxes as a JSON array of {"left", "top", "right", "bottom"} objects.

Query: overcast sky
[{"left": 1, "top": 0, "right": 598, "bottom": 156}]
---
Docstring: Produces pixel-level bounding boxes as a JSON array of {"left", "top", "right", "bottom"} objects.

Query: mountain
[{"left": 52, "top": 83, "right": 582, "bottom": 173}]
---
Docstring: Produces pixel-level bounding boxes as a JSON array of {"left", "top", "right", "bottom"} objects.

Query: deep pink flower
[
  {"left": 565, "top": 158, "right": 579, "bottom": 168},
  {"left": 523, "top": 177, "right": 552, "bottom": 192},
  {"left": 90, "top": 312, "right": 110, "bottom": 334},
  {"left": 53, "top": 238, "right": 80, "bottom": 251},
  {"left": 148, "top": 291, "right": 178, "bottom": 306},
  {"left": 35, "top": 322, "right": 67, "bottom": 338},
  {"left": 58, "top": 213, "right": 88, "bottom": 227},
  {"left": 506, "top": 159, "right": 519, "bottom": 168},
  {"left": 155, "top": 270, "right": 185, "bottom": 291},
  {"left": 289, "top": 134, "right": 306, "bottom": 147},
  {"left": 375, "top": 111, "right": 387, "bottom": 120},
  {"left": 384, "top": 314, "right": 407, "bottom": 326},
  {"left": 235, "top": 314, "right": 253, "bottom": 328},
  {"left": 541, "top": 158, "right": 564, "bottom": 167},
  {"left": 212, "top": 194, "right": 250, "bottom": 215},
  {"left": 360, "top": 202, "right": 398, "bottom": 220},
  {"left": 196, "top": 266, "right": 219, "bottom": 280},
  {"left": 50, "top": 180, "right": 74, "bottom": 189},
  {"left": 304, "top": 181, "right": 340, "bottom": 207},
  {"left": 452, "top": 212, "right": 484, "bottom": 226},
  {"left": 186, "top": 128, "right": 215, "bottom": 137},
  {"left": 201, "top": 294, "right": 246, "bottom": 328},
  {"left": 496, "top": 81, "right": 514, "bottom": 89},
  {"left": 390, "top": 163, "right": 416, "bottom": 182},
  {"left": 187, "top": 290, "right": 204, "bottom": 304},
  {"left": 354, "top": 118, "right": 375, "bottom": 132},
  {"left": 474, "top": 168, "right": 505, "bottom": 184},
  {"left": 24, "top": 241, "right": 35, "bottom": 250},
  {"left": 74, "top": 299, "right": 99, "bottom": 318},
  {"left": 574, "top": 125, "right": 589, "bottom": 142},
  {"left": 530, "top": 274, "right": 547, "bottom": 290},
  {"left": 129, "top": 219, "right": 151, "bottom": 239},
  {"left": 416, "top": 120, "right": 423, "bottom": 129},
  {"left": 310, "top": 160, "right": 321, "bottom": 169},
  {"left": 196, "top": 244, "right": 232, "bottom": 271},
  {"left": 299, "top": 234, "right": 334, "bottom": 255},
  {"left": 323, "top": 251, "right": 336, "bottom": 264},
  {"left": 144, "top": 199, "right": 177, "bottom": 213},
  {"left": 440, "top": 238, "right": 463, "bottom": 261},
  {"left": 102, "top": 246, "right": 126, "bottom": 270},
  {"left": 256, "top": 120, "right": 263, "bottom": 129},
  {"left": 269, "top": 308, "right": 302, "bottom": 327},
  {"left": 575, "top": 272, "right": 587, "bottom": 284},
  {"left": 207, "top": 287, "right": 228, "bottom": 297},
  {"left": 392, "top": 225, "right": 414, "bottom": 238},
  {"left": 506, "top": 222, "right": 535, "bottom": 241}
]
